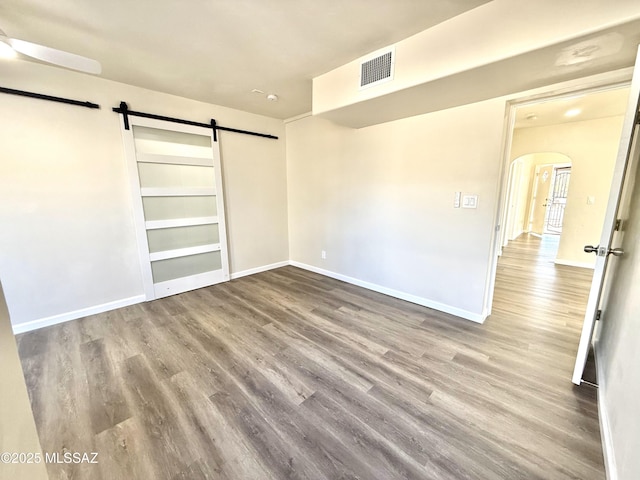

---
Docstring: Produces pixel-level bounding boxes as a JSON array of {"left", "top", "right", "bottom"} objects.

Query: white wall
[
  {"left": 511, "top": 117, "right": 625, "bottom": 267},
  {"left": 288, "top": 69, "right": 632, "bottom": 323},
  {"left": 0, "top": 60, "right": 288, "bottom": 329},
  {"left": 286, "top": 100, "right": 507, "bottom": 321}
]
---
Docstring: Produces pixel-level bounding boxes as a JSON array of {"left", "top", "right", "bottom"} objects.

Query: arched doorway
[{"left": 502, "top": 152, "right": 572, "bottom": 259}]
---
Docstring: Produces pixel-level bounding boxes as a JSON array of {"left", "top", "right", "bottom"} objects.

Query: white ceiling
[
  {"left": 514, "top": 86, "right": 631, "bottom": 129},
  {"left": 0, "top": 0, "right": 490, "bottom": 119}
]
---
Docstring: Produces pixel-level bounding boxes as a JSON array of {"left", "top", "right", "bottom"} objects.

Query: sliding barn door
[{"left": 121, "top": 117, "right": 229, "bottom": 300}]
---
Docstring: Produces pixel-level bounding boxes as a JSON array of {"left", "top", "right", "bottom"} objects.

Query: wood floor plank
[
  {"left": 94, "top": 417, "right": 159, "bottom": 480},
  {"left": 79, "top": 338, "right": 131, "bottom": 435},
  {"left": 27, "top": 322, "right": 101, "bottom": 480},
  {"left": 17, "top": 233, "right": 605, "bottom": 479}
]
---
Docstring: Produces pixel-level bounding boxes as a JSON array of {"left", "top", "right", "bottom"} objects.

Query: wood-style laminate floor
[{"left": 17, "top": 234, "right": 604, "bottom": 480}]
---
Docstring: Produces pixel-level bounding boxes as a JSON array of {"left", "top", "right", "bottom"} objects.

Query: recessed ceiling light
[
  {"left": 565, "top": 108, "right": 581, "bottom": 117},
  {"left": 251, "top": 89, "right": 264, "bottom": 94},
  {"left": 525, "top": 113, "right": 538, "bottom": 121},
  {"left": 266, "top": 94, "right": 278, "bottom": 102}
]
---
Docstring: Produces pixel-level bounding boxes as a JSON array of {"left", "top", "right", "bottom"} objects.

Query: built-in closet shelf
[
  {"left": 145, "top": 216, "right": 219, "bottom": 230},
  {"left": 136, "top": 152, "right": 213, "bottom": 167},
  {"left": 140, "top": 187, "right": 216, "bottom": 197},
  {"left": 149, "top": 243, "right": 221, "bottom": 262}
]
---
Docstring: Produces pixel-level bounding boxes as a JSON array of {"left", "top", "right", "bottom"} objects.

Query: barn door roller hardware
[
  {"left": 112, "top": 102, "right": 278, "bottom": 141},
  {"left": 0, "top": 86, "right": 100, "bottom": 109}
]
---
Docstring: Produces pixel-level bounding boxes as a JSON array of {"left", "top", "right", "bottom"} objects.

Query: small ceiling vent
[{"left": 360, "top": 49, "right": 395, "bottom": 89}]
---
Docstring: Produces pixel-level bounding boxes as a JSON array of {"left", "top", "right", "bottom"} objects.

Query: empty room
[{"left": 2, "top": 1, "right": 640, "bottom": 479}]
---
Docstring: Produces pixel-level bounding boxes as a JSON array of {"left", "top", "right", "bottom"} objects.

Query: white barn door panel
[{"left": 121, "top": 117, "right": 229, "bottom": 300}]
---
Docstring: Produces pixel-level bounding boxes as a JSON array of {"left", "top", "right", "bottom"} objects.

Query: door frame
[
  {"left": 483, "top": 72, "right": 633, "bottom": 318},
  {"left": 120, "top": 116, "right": 230, "bottom": 300}
]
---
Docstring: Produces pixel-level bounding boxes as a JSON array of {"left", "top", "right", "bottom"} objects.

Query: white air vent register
[{"left": 359, "top": 48, "right": 395, "bottom": 89}]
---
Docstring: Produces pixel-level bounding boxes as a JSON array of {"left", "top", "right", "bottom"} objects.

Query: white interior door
[
  {"left": 530, "top": 164, "right": 554, "bottom": 235},
  {"left": 122, "top": 117, "right": 230, "bottom": 300},
  {"left": 505, "top": 160, "right": 523, "bottom": 243},
  {"left": 572, "top": 47, "right": 640, "bottom": 385}
]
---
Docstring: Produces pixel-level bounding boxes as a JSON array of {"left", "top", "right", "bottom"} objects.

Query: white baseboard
[
  {"left": 11, "top": 258, "right": 485, "bottom": 334},
  {"left": 595, "top": 347, "right": 618, "bottom": 480},
  {"left": 230, "top": 261, "right": 289, "bottom": 280},
  {"left": 289, "top": 261, "right": 486, "bottom": 324},
  {"left": 11, "top": 261, "right": 289, "bottom": 335},
  {"left": 554, "top": 259, "right": 595, "bottom": 269},
  {"left": 11, "top": 295, "right": 146, "bottom": 335}
]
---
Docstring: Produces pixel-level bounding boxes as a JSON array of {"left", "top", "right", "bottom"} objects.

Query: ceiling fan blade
[{"left": 8, "top": 38, "right": 101, "bottom": 74}]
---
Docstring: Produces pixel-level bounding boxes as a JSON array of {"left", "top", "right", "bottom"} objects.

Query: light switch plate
[
  {"left": 454, "top": 191, "right": 461, "bottom": 208},
  {"left": 462, "top": 194, "right": 478, "bottom": 209}
]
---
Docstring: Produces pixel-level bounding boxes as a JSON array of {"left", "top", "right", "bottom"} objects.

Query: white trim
[
  {"left": 289, "top": 261, "right": 486, "bottom": 323},
  {"left": 10, "top": 260, "right": 290, "bottom": 334},
  {"left": 211, "top": 131, "right": 231, "bottom": 283},
  {"left": 554, "top": 259, "right": 595, "bottom": 269},
  {"left": 11, "top": 295, "right": 145, "bottom": 335},
  {"left": 482, "top": 99, "right": 515, "bottom": 318},
  {"left": 154, "top": 270, "right": 227, "bottom": 299},
  {"left": 145, "top": 216, "right": 219, "bottom": 230},
  {"left": 136, "top": 152, "right": 212, "bottom": 167},
  {"left": 127, "top": 116, "right": 213, "bottom": 136},
  {"left": 10, "top": 259, "right": 489, "bottom": 333},
  {"left": 140, "top": 187, "right": 216, "bottom": 197},
  {"left": 512, "top": 229, "right": 524, "bottom": 240},
  {"left": 508, "top": 76, "right": 632, "bottom": 111},
  {"left": 149, "top": 243, "right": 220, "bottom": 262},
  {"left": 121, "top": 117, "right": 156, "bottom": 300},
  {"left": 230, "top": 261, "right": 290, "bottom": 280},
  {"left": 284, "top": 111, "right": 312, "bottom": 124},
  {"left": 595, "top": 348, "right": 618, "bottom": 480}
]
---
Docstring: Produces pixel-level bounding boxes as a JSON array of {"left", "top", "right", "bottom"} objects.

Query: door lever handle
[{"left": 583, "top": 245, "right": 624, "bottom": 257}]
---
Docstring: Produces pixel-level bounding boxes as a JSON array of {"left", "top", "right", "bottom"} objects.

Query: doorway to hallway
[{"left": 488, "top": 84, "right": 631, "bottom": 383}]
